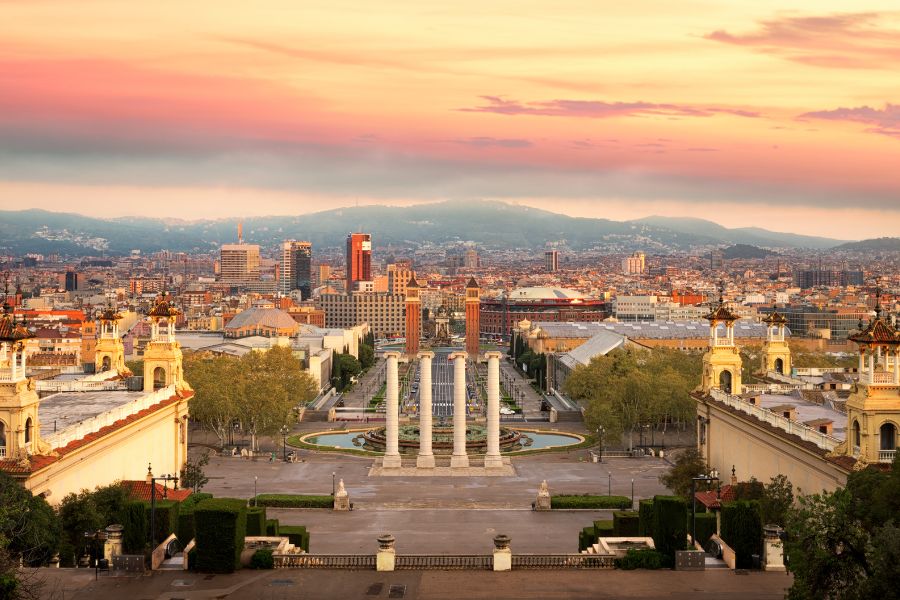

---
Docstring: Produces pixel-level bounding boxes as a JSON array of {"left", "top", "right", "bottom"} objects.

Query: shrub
[
  {"left": 638, "top": 499, "right": 654, "bottom": 537},
  {"left": 279, "top": 525, "right": 310, "bottom": 552},
  {"left": 177, "top": 493, "right": 213, "bottom": 543},
  {"left": 249, "top": 548, "right": 274, "bottom": 569},
  {"left": 613, "top": 511, "right": 640, "bottom": 536},
  {"left": 254, "top": 495, "right": 333, "bottom": 508},
  {"left": 265, "top": 519, "right": 280, "bottom": 536},
  {"left": 147, "top": 500, "right": 180, "bottom": 546},
  {"left": 692, "top": 512, "right": 717, "bottom": 548},
  {"left": 193, "top": 498, "right": 247, "bottom": 573},
  {"left": 615, "top": 549, "right": 669, "bottom": 570},
  {"left": 651, "top": 495, "right": 688, "bottom": 559},
  {"left": 246, "top": 507, "right": 267, "bottom": 536},
  {"left": 721, "top": 500, "right": 762, "bottom": 569},
  {"left": 578, "top": 527, "right": 596, "bottom": 551},
  {"left": 592, "top": 520, "right": 613, "bottom": 538},
  {"left": 120, "top": 501, "right": 149, "bottom": 554},
  {"left": 551, "top": 495, "right": 632, "bottom": 509}
]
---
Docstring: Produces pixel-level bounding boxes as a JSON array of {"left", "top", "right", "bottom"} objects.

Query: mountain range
[{"left": 0, "top": 201, "right": 857, "bottom": 255}]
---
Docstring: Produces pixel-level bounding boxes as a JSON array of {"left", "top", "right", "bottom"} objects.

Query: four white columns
[{"left": 381, "top": 349, "right": 503, "bottom": 470}]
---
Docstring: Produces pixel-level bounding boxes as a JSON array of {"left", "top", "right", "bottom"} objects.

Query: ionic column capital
[
  {"left": 449, "top": 351, "right": 468, "bottom": 361},
  {"left": 417, "top": 351, "right": 435, "bottom": 360}
]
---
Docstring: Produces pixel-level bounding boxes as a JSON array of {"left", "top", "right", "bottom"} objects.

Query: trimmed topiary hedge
[
  {"left": 245, "top": 507, "right": 267, "bottom": 536},
  {"left": 651, "top": 495, "right": 688, "bottom": 559},
  {"left": 254, "top": 495, "right": 333, "bottom": 508},
  {"left": 176, "top": 493, "right": 213, "bottom": 544},
  {"left": 148, "top": 500, "right": 180, "bottom": 546},
  {"left": 551, "top": 495, "right": 632, "bottom": 509},
  {"left": 250, "top": 548, "right": 274, "bottom": 569},
  {"left": 265, "top": 519, "right": 280, "bottom": 536},
  {"left": 693, "top": 512, "right": 717, "bottom": 548},
  {"left": 578, "top": 527, "right": 596, "bottom": 551},
  {"left": 121, "top": 500, "right": 149, "bottom": 554},
  {"left": 613, "top": 511, "right": 640, "bottom": 536},
  {"left": 721, "top": 500, "right": 762, "bottom": 569},
  {"left": 279, "top": 525, "right": 310, "bottom": 552},
  {"left": 193, "top": 498, "right": 247, "bottom": 573},
  {"left": 592, "top": 520, "right": 614, "bottom": 538},
  {"left": 638, "top": 499, "right": 654, "bottom": 537}
]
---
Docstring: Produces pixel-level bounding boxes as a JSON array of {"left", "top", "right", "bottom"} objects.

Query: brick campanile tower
[
  {"left": 405, "top": 277, "right": 421, "bottom": 356},
  {"left": 465, "top": 277, "right": 480, "bottom": 358}
]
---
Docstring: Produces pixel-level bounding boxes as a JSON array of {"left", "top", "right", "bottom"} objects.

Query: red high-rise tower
[
  {"left": 345, "top": 232, "right": 372, "bottom": 292},
  {"left": 465, "top": 277, "right": 480, "bottom": 358},
  {"left": 405, "top": 277, "right": 421, "bottom": 356}
]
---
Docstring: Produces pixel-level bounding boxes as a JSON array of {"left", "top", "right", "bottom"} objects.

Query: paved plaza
[{"left": 200, "top": 433, "right": 672, "bottom": 554}]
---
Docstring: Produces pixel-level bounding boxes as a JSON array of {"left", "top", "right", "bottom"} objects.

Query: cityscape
[{"left": 2, "top": 2, "right": 900, "bottom": 600}]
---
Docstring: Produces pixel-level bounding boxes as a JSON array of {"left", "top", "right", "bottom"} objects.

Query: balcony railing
[
  {"left": 0, "top": 447, "right": 6, "bottom": 458},
  {"left": 512, "top": 554, "right": 615, "bottom": 569},
  {"left": 879, "top": 450, "right": 896, "bottom": 464},
  {"left": 273, "top": 554, "right": 375, "bottom": 569},
  {"left": 708, "top": 388, "right": 841, "bottom": 452},
  {"left": 859, "top": 371, "right": 897, "bottom": 386}
]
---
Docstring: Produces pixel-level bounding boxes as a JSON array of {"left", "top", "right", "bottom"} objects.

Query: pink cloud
[
  {"left": 800, "top": 104, "right": 900, "bottom": 139},
  {"left": 460, "top": 96, "right": 761, "bottom": 119},
  {"left": 706, "top": 12, "right": 900, "bottom": 69}
]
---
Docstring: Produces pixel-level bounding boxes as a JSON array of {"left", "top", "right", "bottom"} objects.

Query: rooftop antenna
[{"left": 238, "top": 222, "right": 243, "bottom": 245}]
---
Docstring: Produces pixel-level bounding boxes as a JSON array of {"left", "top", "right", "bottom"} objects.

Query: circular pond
[{"left": 300, "top": 428, "right": 583, "bottom": 454}]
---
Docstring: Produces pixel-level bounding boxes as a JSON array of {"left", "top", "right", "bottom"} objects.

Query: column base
[
  {"left": 382, "top": 454, "right": 403, "bottom": 469},
  {"left": 450, "top": 454, "right": 470, "bottom": 469},
  {"left": 484, "top": 454, "right": 503, "bottom": 469},
  {"left": 416, "top": 454, "right": 436, "bottom": 469}
]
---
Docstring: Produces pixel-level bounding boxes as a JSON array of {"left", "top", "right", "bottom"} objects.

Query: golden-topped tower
[
  {"left": 94, "top": 296, "right": 129, "bottom": 376},
  {"left": 143, "top": 292, "right": 189, "bottom": 393},
  {"left": 761, "top": 311, "right": 791, "bottom": 375},
  {"left": 844, "top": 290, "right": 899, "bottom": 466},
  {"left": 700, "top": 284, "right": 743, "bottom": 395}
]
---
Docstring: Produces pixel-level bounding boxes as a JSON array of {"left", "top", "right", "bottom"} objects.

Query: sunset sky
[{"left": 2, "top": 1, "right": 899, "bottom": 239}]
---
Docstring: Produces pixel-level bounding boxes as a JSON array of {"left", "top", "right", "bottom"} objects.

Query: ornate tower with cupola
[
  {"left": 700, "top": 285, "right": 743, "bottom": 395},
  {"left": 844, "top": 290, "right": 900, "bottom": 467},
  {"left": 94, "top": 297, "right": 129, "bottom": 376},
  {"left": 761, "top": 311, "right": 792, "bottom": 375},
  {"left": 142, "top": 292, "right": 188, "bottom": 393},
  {"left": 465, "top": 278, "right": 480, "bottom": 358},
  {"left": 0, "top": 304, "right": 46, "bottom": 462},
  {"left": 405, "top": 277, "right": 421, "bottom": 356}
]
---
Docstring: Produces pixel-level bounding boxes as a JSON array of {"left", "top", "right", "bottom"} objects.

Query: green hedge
[
  {"left": 250, "top": 548, "right": 274, "bottom": 569},
  {"left": 613, "top": 511, "right": 640, "bottom": 536},
  {"left": 551, "top": 495, "right": 632, "bottom": 509},
  {"left": 592, "top": 520, "right": 613, "bottom": 538},
  {"left": 148, "top": 500, "right": 180, "bottom": 546},
  {"left": 693, "top": 512, "right": 717, "bottom": 548},
  {"left": 279, "top": 525, "right": 310, "bottom": 552},
  {"left": 176, "top": 492, "right": 213, "bottom": 543},
  {"left": 265, "top": 519, "right": 280, "bottom": 536},
  {"left": 638, "top": 499, "right": 654, "bottom": 537},
  {"left": 193, "top": 498, "right": 247, "bottom": 573},
  {"left": 578, "top": 527, "right": 595, "bottom": 552},
  {"left": 614, "top": 549, "right": 670, "bottom": 570},
  {"left": 651, "top": 495, "right": 688, "bottom": 559},
  {"left": 254, "top": 494, "right": 333, "bottom": 508},
  {"left": 721, "top": 500, "right": 762, "bottom": 569},
  {"left": 121, "top": 501, "right": 148, "bottom": 554},
  {"left": 246, "top": 507, "right": 267, "bottom": 536}
]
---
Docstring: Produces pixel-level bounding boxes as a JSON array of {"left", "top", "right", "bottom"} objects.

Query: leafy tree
[
  {"left": 358, "top": 342, "right": 375, "bottom": 371},
  {"left": 785, "top": 457, "right": 900, "bottom": 600},
  {"left": 184, "top": 353, "right": 240, "bottom": 448},
  {"left": 658, "top": 448, "right": 709, "bottom": 500},
  {"left": 760, "top": 474, "right": 793, "bottom": 527},
  {"left": 0, "top": 472, "right": 60, "bottom": 568},
  {"left": 331, "top": 349, "right": 342, "bottom": 390},
  {"left": 180, "top": 451, "right": 210, "bottom": 493},
  {"left": 336, "top": 353, "right": 362, "bottom": 390}
]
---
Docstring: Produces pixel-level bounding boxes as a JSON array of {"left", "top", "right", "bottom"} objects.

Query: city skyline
[{"left": 2, "top": 1, "right": 900, "bottom": 238}]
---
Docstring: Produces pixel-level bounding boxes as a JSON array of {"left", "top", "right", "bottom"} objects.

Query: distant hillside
[
  {"left": 0, "top": 201, "right": 848, "bottom": 255},
  {"left": 722, "top": 244, "right": 778, "bottom": 259},
  {"left": 834, "top": 237, "right": 900, "bottom": 252}
]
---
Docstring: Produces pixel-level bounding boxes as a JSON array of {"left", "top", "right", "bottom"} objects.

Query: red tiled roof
[
  {"left": 121, "top": 480, "right": 193, "bottom": 503},
  {"left": 0, "top": 390, "right": 193, "bottom": 478},
  {"left": 695, "top": 484, "right": 736, "bottom": 509}
]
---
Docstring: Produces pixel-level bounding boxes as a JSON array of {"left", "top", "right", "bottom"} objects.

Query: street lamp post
[
  {"left": 596, "top": 425, "right": 605, "bottom": 463},
  {"left": 149, "top": 470, "right": 178, "bottom": 549},
  {"left": 691, "top": 470, "right": 720, "bottom": 549},
  {"left": 254, "top": 476, "right": 258, "bottom": 507},
  {"left": 332, "top": 472, "right": 336, "bottom": 497},
  {"left": 280, "top": 425, "right": 289, "bottom": 461}
]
